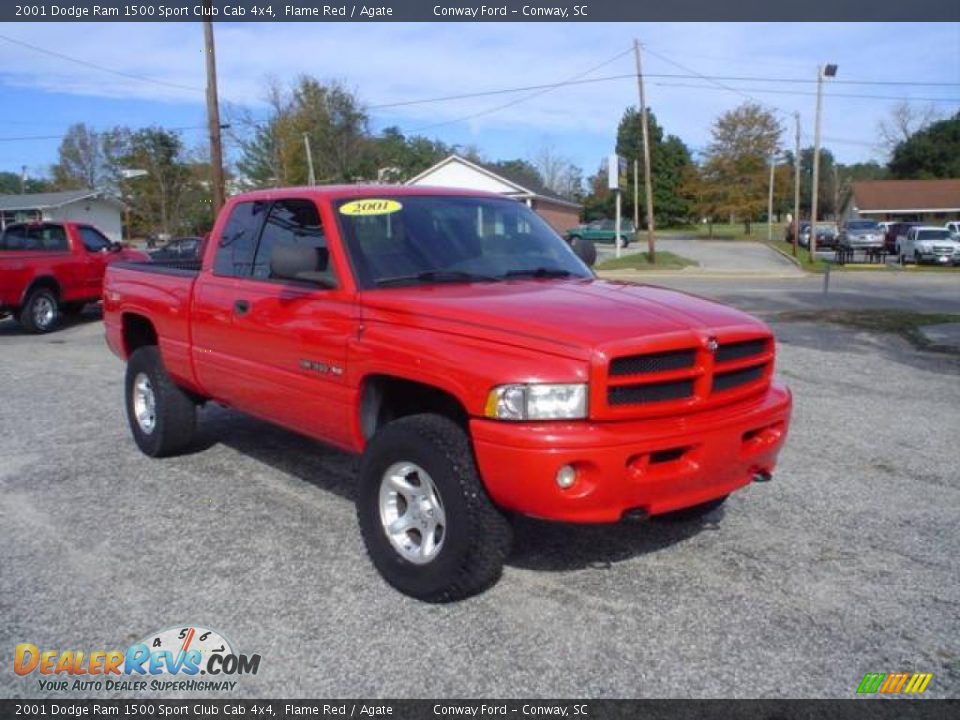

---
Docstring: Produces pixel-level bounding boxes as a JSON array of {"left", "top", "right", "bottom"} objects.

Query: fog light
[{"left": 556, "top": 465, "right": 577, "bottom": 489}]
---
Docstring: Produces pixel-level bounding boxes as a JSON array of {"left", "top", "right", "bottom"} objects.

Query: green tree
[
  {"left": 487, "top": 158, "right": 546, "bottom": 193},
  {"left": 237, "top": 76, "right": 373, "bottom": 188},
  {"left": 120, "top": 128, "right": 202, "bottom": 236},
  {"left": 615, "top": 107, "right": 693, "bottom": 227},
  {"left": 51, "top": 123, "right": 112, "bottom": 190},
  {"left": 0, "top": 171, "right": 51, "bottom": 194},
  {"left": 703, "top": 102, "right": 783, "bottom": 232},
  {"left": 373, "top": 126, "right": 451, "bottom": 182},
  {"left": 888, "top": 112, "right": 960, "bottom": 179}
]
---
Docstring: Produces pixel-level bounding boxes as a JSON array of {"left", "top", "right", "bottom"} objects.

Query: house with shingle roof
[
  {"left": 841, "top": 179, "right": 960, "bottom": 224},
  {"left": 406, "top": 154, "right": 582, "bottom": 233},
  {"left": 0, "top": 189, "right": 124, "bottom": 242}
]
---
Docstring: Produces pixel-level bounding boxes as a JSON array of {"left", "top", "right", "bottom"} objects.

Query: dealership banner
[
  {"left": 3, "top": 700, "right": 960, "bottom": 719},
  {"left": 2, "top": 0, "right": 958, "bottom": 22}
]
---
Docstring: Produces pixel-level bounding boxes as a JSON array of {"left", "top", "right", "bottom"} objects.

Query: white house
[
  {"left": 406, "top": 155, "right": 582, "bottom": 233},
  {"left": 0, "top": 189, "right": 124, "bottom": 243}
]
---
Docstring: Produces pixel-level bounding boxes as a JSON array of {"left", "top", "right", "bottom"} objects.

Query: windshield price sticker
[{"left": 339, "top": 199, "right": 403, "bottom": 216}]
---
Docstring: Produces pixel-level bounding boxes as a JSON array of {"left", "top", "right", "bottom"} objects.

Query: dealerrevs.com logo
[{"left": 14, "top": 626, "right": 260, "bottom": 693}]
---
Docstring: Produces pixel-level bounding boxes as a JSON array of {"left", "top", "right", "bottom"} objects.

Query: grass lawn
[
  {"left": 659, "top": 223, "right": 780, "bottom": 241},
  {"left": 597, "top": 250, "right": 697, "bottom": 271},
  {"left": 777, "top": 310, "right": 960, "bottom": 354}
]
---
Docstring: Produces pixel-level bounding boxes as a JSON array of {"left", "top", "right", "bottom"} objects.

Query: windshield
[
  {"left": 336, "top": 195, "right": 592, "bottom": 289},
  {"left": 917, "top": 229, "right": 952, "bottom": 240},
  {"left": 846, "top": 221, "right": 880, "bottom": 231}
]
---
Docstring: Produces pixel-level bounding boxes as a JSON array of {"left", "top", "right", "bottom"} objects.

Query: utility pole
[
  {"left": 303, "top": 133, "right": 316, "bottom": 185},
  {"left": 203, "top": 1, "right": 226, "bottom": 215},
  {"left": 767, "top": 155, "right": 776, "bottom": 242},
  {"left": 810, "top": 63, "right": 837, "bottom": 259},
  {"left": 634, "top": 39, "right": 655, "bottom": 263},
  {"left": 792, "top": 112, "right": 801, "bottom": 257},
  {"left": 633, "top": 158, "right": 639, "bottom": 233},
  {"left": 20, "top": 165, "right": 27, "bottom": 194}
]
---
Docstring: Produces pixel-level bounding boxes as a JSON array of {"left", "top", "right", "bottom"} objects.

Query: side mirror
[
  {"left": 569, "top": 236, "right": 597, "bottom": 267},
  {"left": 269, "top": 242, "right": 334, "bottom": 287}
]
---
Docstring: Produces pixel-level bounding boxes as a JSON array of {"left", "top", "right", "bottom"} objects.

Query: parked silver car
[{"left": 839, "top": 220, "right": 884, "bottom": 251}]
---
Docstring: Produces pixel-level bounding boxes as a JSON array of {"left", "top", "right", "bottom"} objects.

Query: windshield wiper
[
  {"left": 375, "top": 270, "right": 499, "bottom": 287},
  {"left": 503, "top": 267, "right": 574, "bottom": 279}
]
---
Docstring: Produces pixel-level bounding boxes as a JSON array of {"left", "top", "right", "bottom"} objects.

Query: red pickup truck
[
  {"left": 104, "top": 186, "right": 791, "bottom": 601},
  {"left": 1, "top": 221, "right": 148, "bottom": 332}
]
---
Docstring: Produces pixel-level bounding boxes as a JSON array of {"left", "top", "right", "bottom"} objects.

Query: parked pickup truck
[
  {"left": 0, "top": 221, "right": 148, "bottom": 332},
  {"left": 104, "top": 186, "right": 792, "bottom": 601}
]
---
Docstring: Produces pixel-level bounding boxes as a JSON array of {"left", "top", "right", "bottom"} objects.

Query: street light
[
  {"left": 767, "top": 153, "right": 790, "bottom": 243},
  {"left": 809, "top": 63, "right": 837, "bottom": 259}
]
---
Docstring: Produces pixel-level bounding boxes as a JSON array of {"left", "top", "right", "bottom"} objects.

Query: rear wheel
[
  {"left": 357, "top": 413, "right": 512, "bottom": 602},
  {"left": 19, "top": 287, "right": 60, "bottom": 333},
  {"left": 124, "top": 346, "right": 197, "bottom": 457}
]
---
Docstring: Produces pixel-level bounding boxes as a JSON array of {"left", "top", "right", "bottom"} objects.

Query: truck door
[
  {"left": 192, "top": 198, "right": 356, "bottom": 448},
  {"left": 75, "top": 225, "right": 114, "bottom": 297}
]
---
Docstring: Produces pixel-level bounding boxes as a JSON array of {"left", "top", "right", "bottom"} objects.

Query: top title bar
[{"left": 4, "top": 0, "right": 959, "bottom": 22}]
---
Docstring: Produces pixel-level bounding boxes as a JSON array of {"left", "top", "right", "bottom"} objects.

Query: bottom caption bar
[{"left": 3, "top": 699, "right": 958, "bottom": 720}]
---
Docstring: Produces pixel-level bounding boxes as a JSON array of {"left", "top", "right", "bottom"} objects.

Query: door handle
[{"left": 233, "top": 299, "right": 250, "bottom": 315}]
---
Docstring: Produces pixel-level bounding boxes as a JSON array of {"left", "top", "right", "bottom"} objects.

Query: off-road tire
[
  {"left": 658, "top": 495, "right": 728, "bottom": 522},
  {"left": 357, "top": 413, "right": 513, "bottom": 602},
  {"left": 125, "top": 346, "right": 197, "bottom": 457},
  {"left": 19, "top": 286, "right": 60, "bottom": 333}
]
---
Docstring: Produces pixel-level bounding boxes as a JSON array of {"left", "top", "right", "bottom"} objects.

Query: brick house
[
  {"left": 405, "top": 155, "right": 582, "bottom": 233},
  {"left": 840, "top": 179, "right": 960, "bottom": 224}
]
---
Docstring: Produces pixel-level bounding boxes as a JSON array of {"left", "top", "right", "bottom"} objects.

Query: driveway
[
  {"left": 2, "top": 292, "right": 958, "bottom": 699},
  {"left": 600, "top": 236, "right": 803, "bottom": 276}
]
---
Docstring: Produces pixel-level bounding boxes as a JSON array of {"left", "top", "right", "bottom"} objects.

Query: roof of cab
[{"left": 228, "top": 185, "right": 509, "bottom": 204}]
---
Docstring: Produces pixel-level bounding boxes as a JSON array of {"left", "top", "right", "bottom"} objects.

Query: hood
[{"left": 360, "top": 278, "right": 768, "bottom": 358}]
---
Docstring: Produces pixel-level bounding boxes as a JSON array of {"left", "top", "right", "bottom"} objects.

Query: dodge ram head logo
[{"left": 706, "top": 338, "right": 719, "bottom": 352}]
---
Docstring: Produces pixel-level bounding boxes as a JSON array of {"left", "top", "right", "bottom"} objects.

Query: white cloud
[{"left": 0, "top": 20, "right": 957, "bottom": 169}]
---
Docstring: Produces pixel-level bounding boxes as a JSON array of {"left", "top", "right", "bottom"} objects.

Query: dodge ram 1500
[{"left": 104, "top": 186, "right": 792, "bottom": 601}]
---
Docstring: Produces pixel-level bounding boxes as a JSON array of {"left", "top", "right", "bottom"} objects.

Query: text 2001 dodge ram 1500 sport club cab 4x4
[{"left": 104, "top": 186, "right": 792, "bottom": 601}]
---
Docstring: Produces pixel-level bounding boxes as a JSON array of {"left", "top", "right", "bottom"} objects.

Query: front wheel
[
  {"left": 124, "top": 346, "right": 197, "bottom": 457},
  {"left": 357, "top": 414, "right": 512, "bottom": 602}
]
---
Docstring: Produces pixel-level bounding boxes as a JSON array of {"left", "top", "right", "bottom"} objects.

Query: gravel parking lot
[{"left": 2, "top": 292, "right": 958, "bottom": 699}]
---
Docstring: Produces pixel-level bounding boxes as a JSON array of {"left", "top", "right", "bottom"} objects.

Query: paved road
[
  {"left": 2, "top": 282, "right": 958, "bottom": 699},
  {"left": 599, "top": 237, "right": 803, "bottom": 275}
]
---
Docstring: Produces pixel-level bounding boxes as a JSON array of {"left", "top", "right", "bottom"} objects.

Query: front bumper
[
  {"left": 916, "top": 250, "right": 960, "bottom": 265},
  {"left": 471, "top": 382, "right": 792, "bottom": 523}
]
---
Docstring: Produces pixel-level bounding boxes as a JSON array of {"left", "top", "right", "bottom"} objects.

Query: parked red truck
[
  {"left": 0, "top": 221, "right": 148, "bottom": 332},
  {"left": 104, "top": 186, "right": 792, "bottom": 601}
]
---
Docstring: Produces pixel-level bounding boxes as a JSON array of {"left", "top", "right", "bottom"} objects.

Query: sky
[{"left": 0, "top": 21, "right": 958, "bottom": 183}]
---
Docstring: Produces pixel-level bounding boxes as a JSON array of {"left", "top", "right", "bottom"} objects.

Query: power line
[
  {"left": 651, "top": 81, "right": 960, "bottom": 104},
  {"left": 0, "top": 125, "right": 213, "bottom": 143},
  {"left": 0, "top": 33, "right": 205, "bottom": 95},
  {"left": 411, "top": 47, "right": 635, "bottom": 132},
  {"left": 370, "top": 73, "right": 960, "bottom": 112}
]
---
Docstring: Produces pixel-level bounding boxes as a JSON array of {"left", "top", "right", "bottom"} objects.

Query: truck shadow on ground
[
  {"left": 507, "top": 513, "right": 717, "bottom": 572},
  {"left": 196, "top": 404, "right": 712, "bottom": 573},
  {"left": 0, "top": 305, "right": 103, "bottom": 337}
]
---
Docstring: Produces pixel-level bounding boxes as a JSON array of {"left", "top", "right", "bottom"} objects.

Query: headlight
[{"left": 484, "top": 383, "right": 587, "bottom": 421}]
